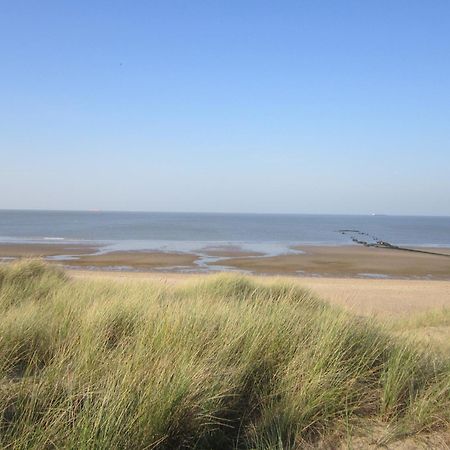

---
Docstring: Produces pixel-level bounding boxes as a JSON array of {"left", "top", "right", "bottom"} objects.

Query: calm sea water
[{"left": 1, "top": 210, "right": 449, "bottom": 256}]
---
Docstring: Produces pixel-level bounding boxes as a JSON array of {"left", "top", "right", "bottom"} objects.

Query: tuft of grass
[
  {"left": 0, "top": 259, "right": 67, "bottom": 310},
  {"left": 0, "top": 260, "right": 449, "bottom": 449}
]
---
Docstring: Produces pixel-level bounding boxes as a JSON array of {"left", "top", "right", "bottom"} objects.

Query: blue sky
[{"left": 1, "top": 0, "right": 449, "bottom": 215}]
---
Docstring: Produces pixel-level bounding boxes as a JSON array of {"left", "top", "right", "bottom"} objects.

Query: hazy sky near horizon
[{"left": 1, "top": 1, "right": 449, "bottom": 215}]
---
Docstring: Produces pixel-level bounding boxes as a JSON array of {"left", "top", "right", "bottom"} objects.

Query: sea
[{"left": 1, "top": 210, "right": 449, "bottom": 257}]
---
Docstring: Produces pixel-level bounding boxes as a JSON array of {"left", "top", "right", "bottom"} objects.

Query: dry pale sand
[{"left": 69, "top": 269, "right": 450, "bottom": 318}]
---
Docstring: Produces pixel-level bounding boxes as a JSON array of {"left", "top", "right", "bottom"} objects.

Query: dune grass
[{"left": 0, "top": 260, "right": 449, "bottom": 449}]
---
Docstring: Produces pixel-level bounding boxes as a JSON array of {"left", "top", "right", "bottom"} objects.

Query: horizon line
[{"left": 0, "top": 208, "right": 449, "bottom": 218}]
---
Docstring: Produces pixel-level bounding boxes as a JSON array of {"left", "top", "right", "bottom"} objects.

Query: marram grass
[{"left": 0, "top": 260, "right": 449, "bottom": 449}]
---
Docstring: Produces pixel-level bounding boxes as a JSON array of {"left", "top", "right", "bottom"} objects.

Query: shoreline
[{"left": 1, "top": 241, "right": 450, "bottom": 280}]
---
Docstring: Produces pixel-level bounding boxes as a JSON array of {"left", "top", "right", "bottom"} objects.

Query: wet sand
[
  {"left": 1, "top": 243, "right": 450, "bottom": 280},
  {"left": 199, "top": 246, "right": 264, "bottom": 258},
  {"left": 64, "top": 251, "right": 199, "bottom": 269},
  {"left": 210, "top": 245, "right": 450, "bottom": 279},
  {"left": 0, "top": 244, "right": 197, "bottom": 270},
  {"left": 0, "top": 243, "right": 99, "bottom": 258}
]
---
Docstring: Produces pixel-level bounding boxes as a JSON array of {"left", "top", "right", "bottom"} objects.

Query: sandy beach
[
  {"left": 2, "top": 242, "right": 450, "bottom": 280},
  {"left": 212, "top": 245, "right": 450, "bottom": 278}
]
